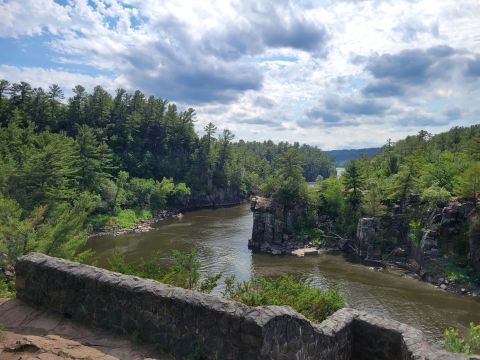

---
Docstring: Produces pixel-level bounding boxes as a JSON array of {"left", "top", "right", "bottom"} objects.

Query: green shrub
[
  {"left": 421, "top": 184, "right": 451, "bottom": 208},
  {"left": 107, "top": 250, "right": 220, "bottom": 293},
  {"left": 408, "top": 220, "right": 423, "bottom": 246},
  {"left": 0, "top": 276, "right": 15, "bottom": 298},
  {"left": 444, "top": 323, "right": 480, "bottom": 354},
  {"left": 226, "top": 275, "right": 344, "bottom": 323},
  {"left": 91, "top": 208, "right": 152, "bottom": 229}
]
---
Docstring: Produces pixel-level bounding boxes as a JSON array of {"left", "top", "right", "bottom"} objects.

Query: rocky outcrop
[
  {"left": 186, "top": 188, "right": 248, "bottom": 209},
  {"left": 355, "top": 218, "right": 378, "bottom": 260},
  {"left": 354, "top": 199, "right": 479, "bottom": 292},
  {"left": 15, "top": 253, "right": 471, "bottom": 360},
  {"left": 418, "top": 201, "right": 476, "bottom": 279},
  {"left": 470, "top": 215, "right": 480, "bottom": 272},
  {"left": 249, "top": 196, "right": 307, "bottom": 254}
]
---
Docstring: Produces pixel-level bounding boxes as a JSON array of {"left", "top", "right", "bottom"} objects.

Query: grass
[
  {"left": 226, "top": 275, "right": 344, "bottom": 323},
  {"left": 0, "top": 276, "right": 15, "bottom": 299},
  {"left": 441, "top": 263, "right": 480, "bottom": 288},
  {"left": 444, "top": 323, "right": 480, "bottom": 355},
  {"left": 90, "top": 208, "right": 152, "bottom": 230}
]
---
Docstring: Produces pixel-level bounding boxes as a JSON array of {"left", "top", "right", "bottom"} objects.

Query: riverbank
[
  {"left": 295, "top": 245, "right": 480, "bottom": 298},
  {"left": 89, "top": 194, "right": 251, "bottom": 238},
  {"left": 277, "top": 243, "right": 480, "bottom": 298}
]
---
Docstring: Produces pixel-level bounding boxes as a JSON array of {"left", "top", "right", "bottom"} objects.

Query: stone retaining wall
[{"left": 15, "top": 253, "right": 471, "bottom": 359}]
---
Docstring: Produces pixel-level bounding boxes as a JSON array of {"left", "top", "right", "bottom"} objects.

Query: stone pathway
[{"left": 0, "top": 299, "right": 177, "bottom": 360}]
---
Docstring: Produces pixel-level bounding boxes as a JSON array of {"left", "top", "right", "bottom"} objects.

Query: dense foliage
[
  {"left": 0, "top": 79, "right": 334, "bottom": 264},
  {"left": 225, "top": 275, "right": 344, "bottom": 323},
  {"left": 305, "top": 126, "right": 480, "bottom": 243},
  {"left": 109, "top": 250, "right": 222, "bottom": 293}
]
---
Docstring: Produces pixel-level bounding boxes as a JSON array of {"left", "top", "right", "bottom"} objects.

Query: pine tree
[{"left": 76, "top": 124, "right": 114, "bottom": 192}]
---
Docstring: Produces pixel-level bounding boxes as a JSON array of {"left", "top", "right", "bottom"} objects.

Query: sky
[{"left": 0, "top": 0, "right": 479, "bottom": 150}]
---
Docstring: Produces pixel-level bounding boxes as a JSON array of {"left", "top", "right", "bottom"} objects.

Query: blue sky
[{"left": 0, "top": 0, "right": 479, "bottom": 149}]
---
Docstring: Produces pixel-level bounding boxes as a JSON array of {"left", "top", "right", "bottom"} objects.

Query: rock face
[
  {"left": 15, "top": 253, "right": 468, "bottom": 360},
  {"left": 354, "top": 200, "right": 478, "bottom": 283},
  {"left": 249, "top": 197, "right": 307, "bottom": 254},
  {"left": 418, "top": 201, "right": 476, "bottom": 278},
  {"left": 470, "top": 216, "right": 480, "bottom": 272},
  {"left": 355, "top": 218, "right": 378, "bottom": 260},
  {"left": 186, "top": 188, "right": 248, "bottom": 209},
  {"left": 355, "top": 213, "right": 410, "bottom": 263}
]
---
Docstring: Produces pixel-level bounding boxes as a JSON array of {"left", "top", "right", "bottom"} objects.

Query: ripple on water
[{"left": 86, "top": 204, "right": 480, "bottom": 345}]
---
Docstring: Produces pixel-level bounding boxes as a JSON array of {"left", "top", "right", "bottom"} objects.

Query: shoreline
[
  {"left": 251, "top": 245, "right": 480, "bottom": 299},
  {"left": 88, "top": 199, "right": 250, "bottom": 238}
]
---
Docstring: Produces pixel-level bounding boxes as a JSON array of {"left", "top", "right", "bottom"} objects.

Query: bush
[
  {"left": 226, "top": 275, "right": 344, "bottom": 323},
  {"left": 91, "top": 208, "right": 152, "bottom": 229},
  {"left": 421, "top": 184, "right": 451, "bottom": 208},
  {"left": 408, "top": 220, "right": 423, "bottom": 246},
  {"left": 0, "top": 276, "right": 15, "bottom": 298},
  {"left": 444, "top": 323, "right": 480, "bottom": 354},
  {"left": 107, "top": 250, "right": 221, "bottom": 293}
]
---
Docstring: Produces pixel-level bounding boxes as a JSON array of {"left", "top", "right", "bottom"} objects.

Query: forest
[
  {"left": 0, "top": 79, "right": 334, "bottom": 263},
  {"left": 261, "top": 123, "right": 480, "bottom": 297},
  {"left": 0, "top": 80, "right": 479, "bottom": 355}
]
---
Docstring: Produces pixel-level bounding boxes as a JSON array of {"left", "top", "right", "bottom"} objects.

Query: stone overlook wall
[{"left": 16, "top": 253, "right": 470, "bottom": 360}]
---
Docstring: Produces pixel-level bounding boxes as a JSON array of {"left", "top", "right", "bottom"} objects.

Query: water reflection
[{"left": 87, "top": 203, "right": 480, "bottom": 344}]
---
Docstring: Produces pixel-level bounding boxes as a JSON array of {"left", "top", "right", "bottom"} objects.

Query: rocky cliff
[
  {"left": 355, "top": 199, "right": 479, "bottom": 290},
  {"left": 186, "top": 187, "right": 249, "bottom": 209},
  {"left": 249, "top": 196, "right": 308, "bottom": 254}
]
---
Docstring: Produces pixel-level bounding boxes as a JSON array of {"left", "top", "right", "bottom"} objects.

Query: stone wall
[{"left": 15, "top": 253, "right": 471, "bottom": 360}]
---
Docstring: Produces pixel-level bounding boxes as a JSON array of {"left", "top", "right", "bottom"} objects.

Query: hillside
[{"left": 324, "top": 147, "right": 381, "bottom": 166}]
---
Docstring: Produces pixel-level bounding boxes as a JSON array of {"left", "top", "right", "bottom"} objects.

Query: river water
[{"left": 86, "top": 203, "right": 480, "bottom": 345}]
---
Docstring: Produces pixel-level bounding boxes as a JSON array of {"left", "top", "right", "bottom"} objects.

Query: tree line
[
  {"left": 266, "top": 124, "right": 479, "bottom": 287},
  {"left": 0, "top": 79, "right": 334, "bottom": 262}
]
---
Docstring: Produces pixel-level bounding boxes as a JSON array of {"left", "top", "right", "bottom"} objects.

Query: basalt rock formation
[
  {"left": 186, "top": 187, "right": 249, "bottom": 209},
  {"left": 249, "top": 196, "right": 308, "bottom": 254},
  {"left": 355, "top": 199, "right": 479, "bottom": 287}
]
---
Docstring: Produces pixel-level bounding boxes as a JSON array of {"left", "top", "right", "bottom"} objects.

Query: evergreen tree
[
  {"left": 343, "top": 160, "right": 364, "bottom": 212},
  {"left": 455, "top": 162, "right": 480, "bottom": 207},
  {"left": 76, "top": 124, "right": 114, "bottom": 192}
]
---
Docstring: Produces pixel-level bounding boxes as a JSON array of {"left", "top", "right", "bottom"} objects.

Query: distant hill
[{"left": 324, "top": 147, "right": 381, "bottom": 166}]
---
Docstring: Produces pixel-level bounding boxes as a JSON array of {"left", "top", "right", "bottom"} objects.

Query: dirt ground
[{"left": 0, "top": 298, "right": 176, "bottom": 360}]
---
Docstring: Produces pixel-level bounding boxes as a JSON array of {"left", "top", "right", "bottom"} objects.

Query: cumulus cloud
[
  {"left": 363, "top": 46, "right": 458, "bottom": 85},
  {"left": 466, "top": 57, "right": 480, "bottom": 77},
  {"left": 2, "top": 0, "right": 328, "bottom": 105},
  {"left": 0, "top": 64, "right": 120, "bottom": 96},
  {"left": 1, "top": 0, "right": 480, "bottom": 149}
]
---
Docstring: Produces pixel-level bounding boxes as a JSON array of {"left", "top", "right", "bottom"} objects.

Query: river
[{"left": 86, "top": 203, "right": 480, "bottom": 345}]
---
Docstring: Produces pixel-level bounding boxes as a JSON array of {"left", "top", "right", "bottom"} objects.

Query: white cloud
[
  {"left": 0, "top": 0, "right": 479, "bottom": 148},
  {"left": 0, "top": 64, "right": 121, "bottom": 96}
]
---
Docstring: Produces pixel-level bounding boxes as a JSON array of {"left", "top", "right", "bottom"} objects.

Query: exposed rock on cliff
[
  {"left": 470, "top": 215, "right": 480, "bottom": 272},
  {"left": 249, "top": 196, "right": 307, "bottom": 254},
  {"left": 354, "top": 199, "right": 479, "bottom": 292},
  {"left": 187, "top": 188, "right": 248, "bottom": 209},
  {"left": 418, "top": 201, "right": 476, "bottom": 278},
  {"left": 355, "top": 218, "right": 378, "bottom": 260}
]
